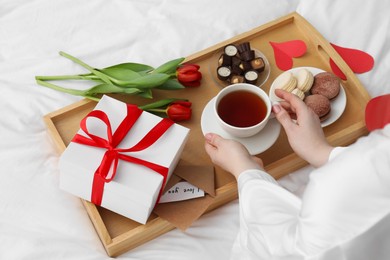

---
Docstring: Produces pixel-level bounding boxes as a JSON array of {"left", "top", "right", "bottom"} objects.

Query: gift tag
[{"left": 159, "top": 181, "right": 205, "bottom": 203}]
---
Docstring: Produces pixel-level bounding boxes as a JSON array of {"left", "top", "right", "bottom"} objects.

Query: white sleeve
[
  {"left": 232, "top": 169, "right": 302, "bottom": 258},
  {"left": 327, "top": 146, "right": 347, "bottom": 162},
  {"left": 232, "top": 126, "right": 390, "bottom": 259},
  {"left": 296, "top": 126, "right": 390, "bottom": 255}
]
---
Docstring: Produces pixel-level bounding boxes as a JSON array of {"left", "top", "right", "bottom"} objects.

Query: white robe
[{"left": 231, "top": 124, "right": 390, "bottom": 260}]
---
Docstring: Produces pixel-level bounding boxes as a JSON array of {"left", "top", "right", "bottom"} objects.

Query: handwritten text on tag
[{"left": 159, "top": 181, "right": 205, "bottom": 203}]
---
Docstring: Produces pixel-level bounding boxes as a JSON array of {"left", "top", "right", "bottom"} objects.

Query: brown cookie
[
  {"left": 311, "top": 72, "right": 340, "bottom": 100},
  {"left": 304, "top": 94, "right": 331, "bottom": 122}
]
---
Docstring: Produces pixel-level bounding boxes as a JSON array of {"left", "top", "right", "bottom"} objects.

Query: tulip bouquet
[{"left": 35, "top": 51, "right": 202, "bottom": 121}]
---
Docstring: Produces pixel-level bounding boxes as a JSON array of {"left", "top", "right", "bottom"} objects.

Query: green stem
[
  {"left": 35, "top": 75, "right": 90, "bottom": 81},
  {"left": 36, "top": 79, "right": 101, "bottom": 101},
  {"left": 59, "top": 51, "right": 95, "bottom": 71},
  {"left": 83, "top": 95, "right": 101, "bottom": 102},
  {"left": 35, "top": 79, "right": 87, "bottom": 96},
  {"left": 140, "top": 108, "right": 167, "bottom": 113},
  {"left": 59, "top": 51, "right": 112, "bottom": 84}
]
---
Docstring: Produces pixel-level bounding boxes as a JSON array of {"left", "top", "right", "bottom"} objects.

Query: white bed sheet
[{"left": 1, "top": 0, "right": 389, "bottom": 259}]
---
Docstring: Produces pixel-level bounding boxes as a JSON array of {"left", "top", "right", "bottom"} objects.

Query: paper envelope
[{"left": 153, "top": 164, "right": 216, "bottom": 231}]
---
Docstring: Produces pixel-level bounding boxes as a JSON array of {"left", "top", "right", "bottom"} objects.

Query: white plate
[
  {"left": 209, "top": 48, "right": 271, "bottom": 88},
  {"left": 269, "top": 67, "right": 347, "bottom": 127},
  {"left": 200, "top": 97, "right": 281, "bottom": 155}
]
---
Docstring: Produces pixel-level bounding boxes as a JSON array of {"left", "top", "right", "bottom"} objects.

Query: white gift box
[{"left": 59, "top": 95, "right": 190, "bottom": 224}]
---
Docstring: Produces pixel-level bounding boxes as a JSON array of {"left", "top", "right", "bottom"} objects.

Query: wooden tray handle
[
  {"left": 296, "top": 13, "right": 357, "bottom": 88},
  {"left": 316, "top": 41, "right": 354, "bottom": 82},
  {"left": 314, "top": 40, "right": 371, "bottom": 98}
]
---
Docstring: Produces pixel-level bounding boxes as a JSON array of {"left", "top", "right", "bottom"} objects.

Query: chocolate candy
[
  {"left": 251, "top": 57, "right": 265, "bottom": 72},
  {"left": 224, "top": 44, "right": 238, "bottom": 57},
  {"left": 244, "top": 70, "right": 259, "bottom": 84},
  {"left": 230, "top": 75, "right": 245, "bottom": 84},
  {"left": 216, "top": 41, "right": 265, "bottom": 85},
  {"left": 237, "top": 42, "right": 251, "bottom": 53},
  {"left": 240, "top": 50, "right": 255, "bottom": 61},
  {"left": 232, "top": 56, "right": 241, "bottom": 67},
  {"left": 240, "top": 61, "right": 252, "bottom": 71},
  {"left": 217, "top": 66, "right": 232, "bottom": 81},
  {"left": 218, "top": 54, "right": 232, "bottom": 66},
  {"left": 231, "top": 65, "right": 243, "bottom": 76}
]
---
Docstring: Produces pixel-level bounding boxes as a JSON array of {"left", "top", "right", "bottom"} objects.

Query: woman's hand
[
  {"left": 273, "top": 89, "right": 334, "bottom": 167},
  {"left": 204, "top": 133, "right": 264, "bottom": 180}
]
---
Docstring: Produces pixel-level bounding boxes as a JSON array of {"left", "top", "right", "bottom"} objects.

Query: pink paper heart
[
  {"left": 270, "top": 40, "right": 307, "bottom": 71},
  {"left": 365, "top": 94, "right": 390, "bottom": 131},
  {"left": 330, "top": 43, "right": 374, "bottom": 80}
]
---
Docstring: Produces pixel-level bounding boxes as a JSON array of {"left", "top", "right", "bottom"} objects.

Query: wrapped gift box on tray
[{"left": 59, "top": 95, "right": 190, "bottom": 224}]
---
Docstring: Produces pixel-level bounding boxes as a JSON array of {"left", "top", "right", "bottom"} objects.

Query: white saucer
[
  {"left": 269, "top": 66, "right": 347, "bottom": 127},
  {"left": 200, "top": 97, "right": 281, "bottom": 155}
]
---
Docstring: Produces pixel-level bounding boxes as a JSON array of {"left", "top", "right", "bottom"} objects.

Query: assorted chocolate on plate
[{"left": 216, "top": 42, "right": 266, "bottom": 85}]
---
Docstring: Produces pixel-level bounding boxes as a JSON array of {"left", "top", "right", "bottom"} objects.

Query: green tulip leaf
[
  {"left": 86, "top": 83, "right": 127, "bottom": 94},
  {"left": 127, "top": 73, "right": 170, "bottom": 88},
  {"left": 152, "top": 57, "right": 185, "bottom": 74},
  {"left": 123, "top": 87, "right": 142, "bottom": 94},
  {"left": 86, "top": 83, "right": 142, "bottom": 95},
  {"left": 91, "top": 69, "right": 113, "bottom": 84},
  {"left": 99, "top": 67, "right": 141, "bottom": 80},
  {"left": 157, "top": 78, "right": 185, "bottom": 90},
  {"left": 137, "top": 89, "right": 153, "bottom": 99},
  {"left": 103, "top": 63, "right": 154, "bottom": 73},
  {"left": 139, "top": 98, "right": 183, "bottom": 110},
  {"left": 97, "top": 67, "right": 142, "bottom": 86}
]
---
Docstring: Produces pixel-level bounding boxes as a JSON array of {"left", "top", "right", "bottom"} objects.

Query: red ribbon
[{"left": 71, "top": 104, "right": 174, "bottom": 206}]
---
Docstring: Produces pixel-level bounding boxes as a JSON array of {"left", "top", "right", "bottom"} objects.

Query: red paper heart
[
  {"left": 270, "top": 40, "right": 307, "bottom": 70},
  {"left": 330, "top": 43, "right": 374, "bottom": 80},
  {"left": 365, "top": 94, "right": 390, "bottom": 131},
  {"left": 330, "top": 58, "right": 347, "bottom": 80}
]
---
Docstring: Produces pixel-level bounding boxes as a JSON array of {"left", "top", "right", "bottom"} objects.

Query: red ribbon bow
[{"left": 72, "top": 104, "right": 174, "bottom": 206}]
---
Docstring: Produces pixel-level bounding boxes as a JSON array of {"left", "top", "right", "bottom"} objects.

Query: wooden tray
[{"left": 44, "top": 12, "right": 370, "bottom": 257}]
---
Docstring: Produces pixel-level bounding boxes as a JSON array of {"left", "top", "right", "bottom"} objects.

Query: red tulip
[
  {"left": 166, "top": 101, "right": 192, "bottom": 121},
  {"left": 176, "top": 64, "right": 202, "bottom": 87}
]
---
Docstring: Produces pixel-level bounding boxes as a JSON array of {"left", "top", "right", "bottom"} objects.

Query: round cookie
[
  {"left": 304, "top": 94, "right": 331, "bottom": 122},
  {"left": 311, "top": 72, "right": 340, "bottom": 99},
  {"left": 273, "top": 71, "right": 297, "bottom": 93},
  {"left": 296, "top": 68, "right": 314, "bottom": 92}
]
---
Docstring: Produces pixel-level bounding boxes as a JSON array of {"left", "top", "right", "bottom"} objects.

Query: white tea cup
[{"left": 214, "top": 83, "right": 272, "bottom": 138}]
